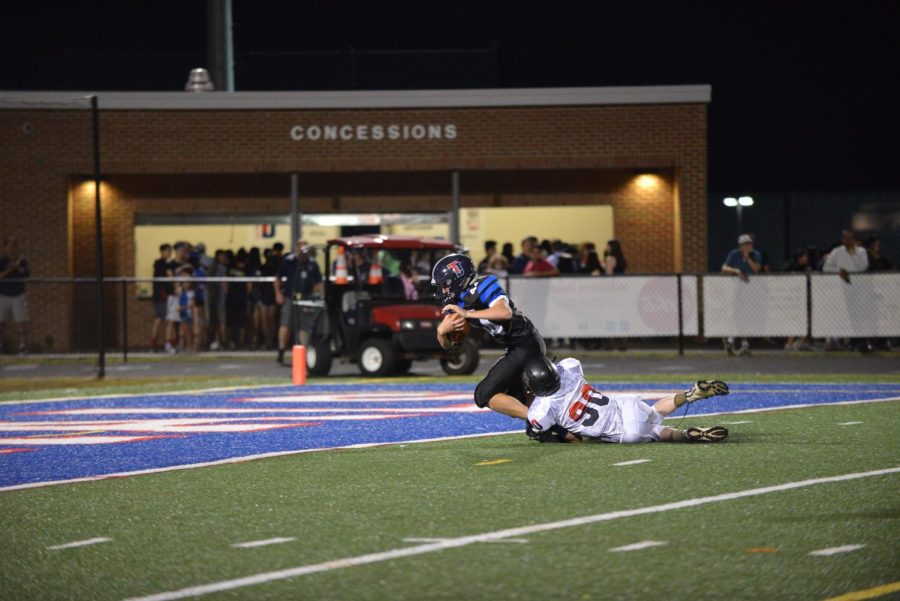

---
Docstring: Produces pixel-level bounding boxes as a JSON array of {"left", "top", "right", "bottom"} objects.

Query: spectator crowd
[
  {"left": 149, "top": 239, "right": 431, "bottom": 356},
  {"left": 720, "top": 229, "right": 895, "bottom": 354},
  {"left": 147, "top": 230, "right": 894, "bottom": 356},
  {"left": 477, "top": 236, "right": 628, "bottom": 279},
  {"left": 150, "top": 241, "right": 288, "bottom": 354}
]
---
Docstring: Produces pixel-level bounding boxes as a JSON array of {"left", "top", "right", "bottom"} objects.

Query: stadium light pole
[
  {"left": 723, "top": 196, "right": 754, "bottom": 236},
  {"left": 90, "top": 95, "right": 105, "bottom": 379}
]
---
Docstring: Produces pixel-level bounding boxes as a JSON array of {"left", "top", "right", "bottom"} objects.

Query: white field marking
[
  {"left": 609, "top": 540, "right": 667, "bottom": 552},
  {"left": 109, "top": 365, "right": 151, "bottom": 372},
  {"left": 5, "top": 397, "right": 898, "bottom": 493},
  {"left": 124, "top": 467, "right": 900, "bottom": 601},
  {"left": 232, "top": 538, "right": 296, "bottom": 549},
  {"left": 721, "top": 420, "right": 753, "bottom": 425},
  {"left": 665, "top": 396, "right": 900, "bottom": 421},
  {"left": 0, "top": 415, "right": 415, "bottom": 434},
  {"left": 216, "top": 364, "right": 245, "bottom": 370},
  {"left": 237, "top": 392, "right": 474, "bottom": 403},
  {"left": 809, "top": 544, "right": 866, "bottom": 556},
  {"left": 3, "top": 364, "right": 39, "bottom": 371},
  {"left": 0, "top": 430, "right": 517, "bottom": 493},
  {"left": 0, "top": 382, "right": 305, "bottom": 406},
  {"left": 30, "top": 406, "right": 484, "bottom": 416},
  {"left": 613, "top": 459, "right": 651, "bottom": 466},
  {"left": 838, "top": 421, "right": 863, "bottom": 426},
  {"left": 3, "top": 382, "right": 895, "bottom": 407},
  {"left": 1, "top": 436, "right": 165, "bottom": 445},
  {"left": 47, "top": 537, "right": 111, "bottom": 550},
  {"left": 403, "top": 537, "right": 529, "bottom": 544}
]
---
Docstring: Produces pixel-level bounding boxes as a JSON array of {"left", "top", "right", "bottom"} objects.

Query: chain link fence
[{"left": 2, "top": 273, "right": 898, "bottom": 359}]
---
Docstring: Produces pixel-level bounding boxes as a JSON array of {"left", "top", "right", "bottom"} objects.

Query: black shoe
[
  {"left": 685, "top": 426, "right": 729, "bottom": 443},
  {"left": 277, "top": 349, "right": 285, "bottom": 365}
]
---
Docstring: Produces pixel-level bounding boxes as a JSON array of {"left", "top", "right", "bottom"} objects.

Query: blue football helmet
[{"left": 431, "top": 253, "right": 476, "bottom": 306}]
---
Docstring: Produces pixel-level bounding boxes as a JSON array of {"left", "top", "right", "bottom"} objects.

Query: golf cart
[{"left": 295, "top": 235, "right": 480, "bottom": 377}]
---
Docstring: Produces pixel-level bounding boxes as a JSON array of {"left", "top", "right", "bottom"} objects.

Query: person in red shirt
[{"left": 523, "top": 245, "right": 559, "bottom": 277}]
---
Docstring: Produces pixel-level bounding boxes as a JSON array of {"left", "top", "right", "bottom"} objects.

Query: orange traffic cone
[
  {"left": 334, "top": 246, "right": 349, "bottom": 284},
  {"left": 292, "top": 345, "right": 307, "bottom": 385},
  {"left": 368, "top": 255, "right": 383, "bottom": 285}
]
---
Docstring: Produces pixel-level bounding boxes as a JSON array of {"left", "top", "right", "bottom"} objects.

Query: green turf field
[{"left": 1, "top": 397, "right": 898, "bottom": 600}]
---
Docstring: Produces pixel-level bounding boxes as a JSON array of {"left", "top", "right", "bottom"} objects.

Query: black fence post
[
  {"left": 806, "top": 273, "right": 813, "bottom": 340},
  {"left": 677, "top": 274, "right": 684, "bottom": 356},
  {"left": 122, "top": 279, "right": 128, "bottom": 362}
]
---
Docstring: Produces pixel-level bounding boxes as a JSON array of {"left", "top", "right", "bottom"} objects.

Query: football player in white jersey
[{"left": 524, "top": 356, "right": 730, "bottom": 443}]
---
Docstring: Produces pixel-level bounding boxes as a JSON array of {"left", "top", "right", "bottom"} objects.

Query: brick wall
[{"left": 1, "top": 101, "right": 706, "bottom": 351}]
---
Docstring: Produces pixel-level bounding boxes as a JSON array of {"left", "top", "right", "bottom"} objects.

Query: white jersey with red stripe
[{"left": 526, "top": 358, "right": 616, "bottom": 437}]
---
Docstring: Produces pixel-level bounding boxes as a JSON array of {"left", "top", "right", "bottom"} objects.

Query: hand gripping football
[{"left": 446, "top": 315, "right": 469, "bottom": 344}]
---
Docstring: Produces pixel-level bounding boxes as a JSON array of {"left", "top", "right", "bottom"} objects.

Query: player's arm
[
  {"left": 526, "top": 401, "right": 580, "bottom": 443},
  {"left": 436, "top": 311, "right": 466, "bottom": 350},
  {"left": 443, "top": 297, "right": 512, "bottom": 322}
]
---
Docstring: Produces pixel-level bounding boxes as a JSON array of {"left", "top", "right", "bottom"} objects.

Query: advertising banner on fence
[
  {"left": 703, "top": 275, "right": 807, "bottom": 337},
  {"left": 509, "top": 276, "right": 698, "bottom": 338},
  {"left": 812, "top": 273, "right": 900, "bottom": 337}
]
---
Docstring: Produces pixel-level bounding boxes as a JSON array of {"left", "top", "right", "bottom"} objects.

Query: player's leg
[
  {"left": 653, "top": 379, "right": 729, "bottom": 416},
  {"left": 617, "top": 396, "right": 663, "bottom": 443},
  {"left": 475, "top": 336, "right": 545, "bottom": 419}
]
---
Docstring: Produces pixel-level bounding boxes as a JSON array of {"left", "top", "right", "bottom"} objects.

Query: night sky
[{"left": 2, "top": 0, "right": 898, "bottom": 195}]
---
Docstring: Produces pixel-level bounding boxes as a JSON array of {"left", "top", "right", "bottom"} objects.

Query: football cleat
[
  {"left": 684, "top": 379, "right": 729, "bottom": 403},
  {"left": 684, "top": 426, "right": 729, "bottom": 443}
]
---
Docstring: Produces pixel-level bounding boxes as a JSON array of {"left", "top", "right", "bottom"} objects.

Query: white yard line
[
  {"left": 403, "top": 537, "right": 528, "bottom": 544},
  {"left": 609, "top": 540, "right": 667, "bottom": 552},
  {"left": 47, "top": 537, "right": 111, "bottom": 550},
  {"left": 0, "top": 431, "right": 516, "bottom": 493},
  {"left": 0, "top": 383, "right": 302, "bottom": 405},
  {"left": 232, "top": 538, "right": 295, "bottom": 549},
  {"left": 613, "top": 459, "right": 651, "bottom": 466},
  {"left": 838, "top": 421, "right": 863, "bottom": 426},
  {"left": 670, "top": 396, "right": 899, "bottom": 420},
  {"left": 4, "top": 397, "right": 899, "bottom": 493},
  {"left": 721, "top": 420, "right": 753, "bottom": 425},
  {"left": 123, "top": 466, "right": 900, "bottom": 601},
  {"left": 809, "top": 544, "right": 865, "bottom": 556}
]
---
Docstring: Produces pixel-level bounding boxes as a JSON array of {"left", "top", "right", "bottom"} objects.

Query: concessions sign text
[{"left": 290, "top": 123, "right": 457, "bottom": 142}]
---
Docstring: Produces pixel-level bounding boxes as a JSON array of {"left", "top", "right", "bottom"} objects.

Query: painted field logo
[{"left": 0, "top": 386, "right": 504, "bottom": 488}]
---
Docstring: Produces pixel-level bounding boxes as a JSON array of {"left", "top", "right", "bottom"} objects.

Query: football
[{"left": 446, "top": 315, "right": 469, "bottom": 344}]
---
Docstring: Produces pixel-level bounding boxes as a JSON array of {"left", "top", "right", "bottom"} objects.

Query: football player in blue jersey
[{"left": 432, "top": 253, "right": 546, "bottom": 419}]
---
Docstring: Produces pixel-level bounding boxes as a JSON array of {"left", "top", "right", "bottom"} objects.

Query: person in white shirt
[
  {"left": 822, "top": 230, "right": 868, "bottom": 283},
  {"left": 822, "top": 229, "right": 874, "bottom": 353},
  {"left": 524, "top": 356, "right": 730, "bottom": 443}
]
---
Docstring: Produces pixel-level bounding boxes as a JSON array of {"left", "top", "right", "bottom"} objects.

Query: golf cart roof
[{"left": 328, "top": 235, "right": 460, "bottom": 251}]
